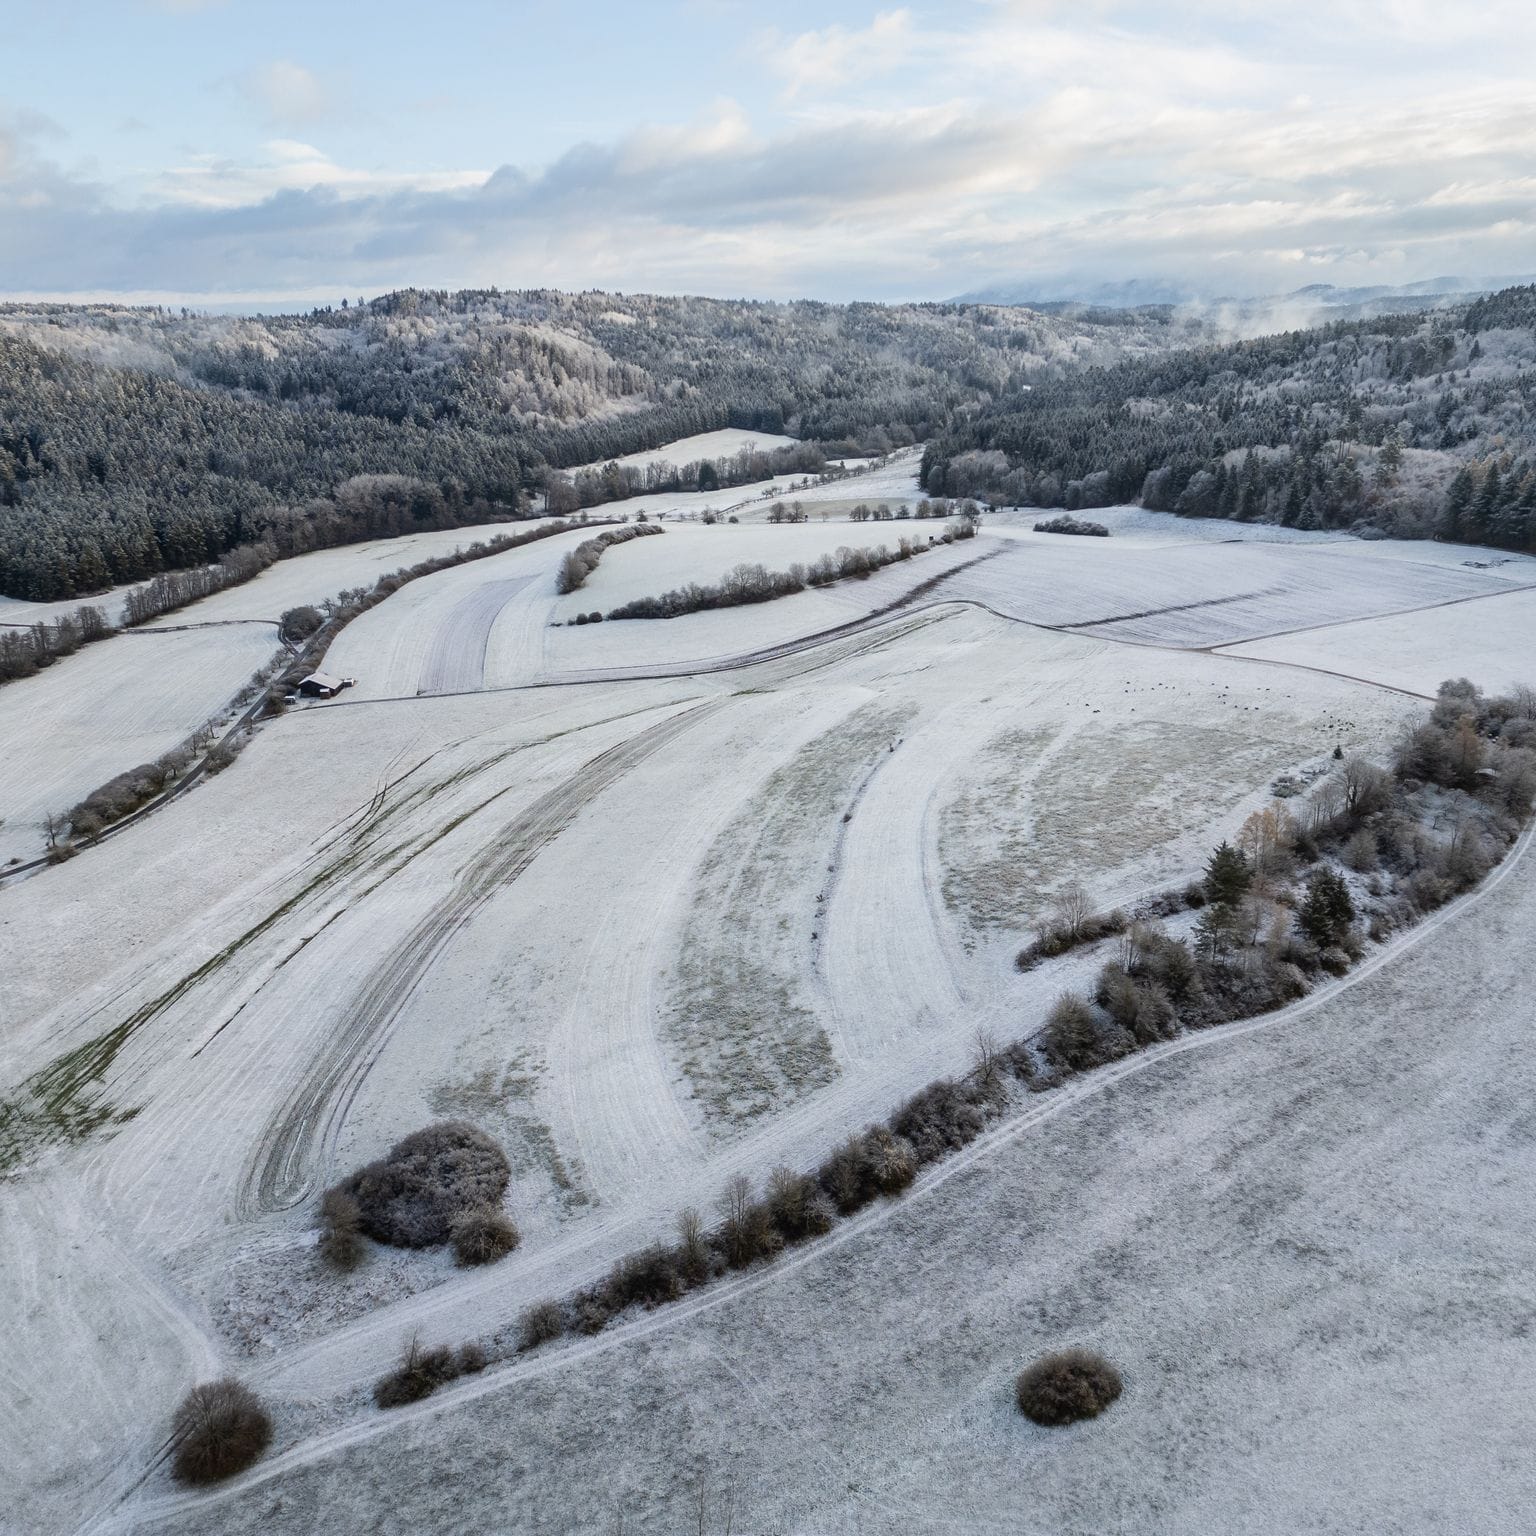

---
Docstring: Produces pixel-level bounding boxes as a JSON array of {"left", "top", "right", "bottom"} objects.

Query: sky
[{"left": 1, "top": 0, "right": 1532, "bottom": 305}]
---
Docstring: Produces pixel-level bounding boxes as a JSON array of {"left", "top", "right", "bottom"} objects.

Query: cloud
[
  {"left": 154, "top": 140, "right": 489, "bottom": 208},
  {"left": 770, "top": 10, "right": 917, "bottom": 97},
  {"left": 5, "top": 3, "right": 1536, "bottom": 302},
  {"left": 243, "top": 60, "right": 331, "bottom": 127}
]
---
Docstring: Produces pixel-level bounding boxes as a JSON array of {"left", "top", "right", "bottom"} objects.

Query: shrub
[
  {"left": 456, "top": 1342, "right": 489, "bottom": 1375},
  {"left": 1015, "top": 1349, "right": 1123, "bottom": 1426},
  {"left": 373, "top": 1337, "right": 461, "bottom": 1409},
  {"left": 717, "top": 1174, "right": 782, "bottom": 1269},
  {"left": 605, "top": 1243, "right": 684, "bottom": 1309},
  {"left": 449, "top": 1205, "right": 520, "bottom": 1266},
  {"left": 518, "top": 1300, "right": 566, "bottom": 1352},
  {"left": 1040, "top": 993, "right": 1130, "bottom": 1075},
  {"left": 279, "top": 605, "right": 324, "bottom": 642},
  {"left": 317, "top": 1185, "right": 365, "bottom": 1271},
  {"left": 887, "top": 1080, "right": 993, "bottom": 1165},
  {"left": 170, "top": 1379, "right": 273, "bottom": 1485},
  {"left": 342, "top": 1121, "right": 511, "bottom": 1248},
  {"left": 766, "top": 1166, "right": 834, "bottom": 1242},
  {"left": 675, "top": 1207, "right": 713, "bottom": 1285}
]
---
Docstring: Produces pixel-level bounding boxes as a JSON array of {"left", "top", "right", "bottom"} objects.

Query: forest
[
  {"left": 922, "top": 286, "right": 1536, "bottom": 550},
  {"left": 2, "top": 284, "right": 1533, "bottom": 601},
  {"left": 0, "top": 292, "right": 1197, "bottom": 600}
]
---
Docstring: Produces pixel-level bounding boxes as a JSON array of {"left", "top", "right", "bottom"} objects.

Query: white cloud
[
  {"left": 244, "top": 60, "right": 331, "bottom": 127},
  {"left": 770, "top": 10, "right": 917, "bottom": 97},
  {"left": 153, "top": 140, "right": 489, "bottom": 208}
]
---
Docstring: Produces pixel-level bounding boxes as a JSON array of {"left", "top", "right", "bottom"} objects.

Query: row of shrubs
[
  {"left": 555, "top": 523, "right": 664, "bottom": 594},
  {"left": 502, "top": 1064, "right": 1017, "bottom": 1365},
  {"left": 606, "top": 522, "right": 977, "bottom": 622},
  {"left": 122, "top": 543, "right": 277, "bottom": 627},
  {"left": 0, "top": 543, "right": 277, "bottom": 689},
  {"left": 0, "top": 603, "right": 113, "bottom": 683},
  {"left": 54, "top": 691, "right": 264, "bottom": 853}
]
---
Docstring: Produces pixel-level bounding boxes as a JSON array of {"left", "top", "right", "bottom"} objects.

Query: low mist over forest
[{"left": 2, "top": 284, "right": 1534, "bottom": 601}]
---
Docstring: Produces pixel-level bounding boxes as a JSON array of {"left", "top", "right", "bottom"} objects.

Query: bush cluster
[
  {"left": 556, "top": 522, "right": 663, "bottom": 594},
  {"left": 373, "top": 1336, "right": 488, "bottom": 1409},
  {"left": 1015, "top": 1349, "right": 1123, "bottom": 1426},
  {"left": 66, "top": 744, "right": 198, "bottom": 839},
  {"left": 1016, "top": 887, "right": 1129, "bottom": 971},
  {"left": 607, "top": 524, "right": 975, "bottom": 621},
  {"left": 170, "top": 1379, "right": 273, "bottom": 1485},
  {"left": 1033, "top": 514, "right": 1109, "bottom": 537},
  {"left": 333, "top": 1121, "right": 511, "bottom": 1249}
]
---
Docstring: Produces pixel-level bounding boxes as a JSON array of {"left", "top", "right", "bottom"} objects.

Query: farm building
[{"left": 297, "top": 671, "right": 352, "bottom": 699}]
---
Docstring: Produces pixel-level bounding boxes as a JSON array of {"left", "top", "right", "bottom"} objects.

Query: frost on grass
[
  {"left": 666, "top": 703, "right": 913, "bottom": 1127},
  {"left": 940, "top": 717, "right": 1305, "bottom": 933},
  {"left": 429, "top": 1050, "right": 591, "bottom": 1212}
]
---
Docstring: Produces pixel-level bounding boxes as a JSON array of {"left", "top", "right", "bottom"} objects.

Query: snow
[
  {"left": 97, "top": 819, "right": 1536, "bottom": 1536},
  {"left": 5, "top": 428, "right": 1535, "bottom": 1533},
  {"left": 562, "top": 427, "right": 798, "bottom": 477},
  {"left": 0, "top": 623, "right": 280, "bottom": 865},
  {"left": 1219, "top": 584, "right": 1536, "bottom": 698}
]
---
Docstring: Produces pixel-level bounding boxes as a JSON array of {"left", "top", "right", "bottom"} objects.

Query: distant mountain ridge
[{"left": 953, "top": 275, "right": 1536, "bottom": 318}]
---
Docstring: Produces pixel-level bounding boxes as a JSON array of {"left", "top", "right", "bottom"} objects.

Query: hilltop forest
[
  {"left": 924, "top": 286, "right": 1536, "bottom": 551},
  {"left": 0, "top": 292, "right": 1194, "bottom": 601},
  {"left": 2, "top": 285, "right": 1534, "bottom": 601}
]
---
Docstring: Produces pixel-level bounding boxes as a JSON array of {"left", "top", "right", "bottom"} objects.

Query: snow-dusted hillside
[{"left": 3, "top": 435, "right": 1534, "bottom": 1535}]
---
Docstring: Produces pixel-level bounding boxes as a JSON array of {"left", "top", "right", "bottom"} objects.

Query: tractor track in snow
[{"left": 244, "top": 697, "right": 731, "bottom": 1216}]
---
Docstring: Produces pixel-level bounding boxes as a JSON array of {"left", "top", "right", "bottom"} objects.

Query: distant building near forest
[{"left": 297, "top": 671, "right": 353, "bottom": 698}]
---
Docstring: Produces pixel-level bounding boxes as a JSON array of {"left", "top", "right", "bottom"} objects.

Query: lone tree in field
[
  {"left": 170, "top": 1379, "right": 273, "bottom": 1485},
  {"left": 1015, "top": 1349, "right": 1123, "bottom": 1426}
]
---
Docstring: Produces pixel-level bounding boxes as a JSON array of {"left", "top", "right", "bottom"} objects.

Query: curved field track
[
  {"left": 246, "top": 697, "right": 729, "bottom": 1214},
  {"left": 417, "top": 576, "right": 538, "bottom": 694}
]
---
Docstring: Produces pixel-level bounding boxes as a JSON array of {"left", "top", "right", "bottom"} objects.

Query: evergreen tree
[
  {"left": 1203, "top": 841, "right": 1252, "bottom": 907},
  {"left": 1298, "top": 868, "right": 1355, "bottom": 947}
]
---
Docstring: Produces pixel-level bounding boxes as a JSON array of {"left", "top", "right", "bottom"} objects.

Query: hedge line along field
[
  {"left": 0, "top": 622, "right": 281, "bottom": 866},
  {"left": 4, "top": 445, "right": 1535, "bottom": 1533}
]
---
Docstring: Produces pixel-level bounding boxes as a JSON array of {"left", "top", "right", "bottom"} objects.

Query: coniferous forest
[
  {"left": 2, "top": 284, "right": 1533, "bottom": 601},
  {"left": 923, "top": 286, "right": 1536, "bottom": 551}
]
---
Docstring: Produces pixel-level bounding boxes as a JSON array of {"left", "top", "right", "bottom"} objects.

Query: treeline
[
  {"left": 122, "top": 542, "right": 276, "bottom": 625},
  {"left": 0, "top": 290, "right": 1210, "bottom": 601},
  {"left": 0, "top": 604, "right": 112, "bottom": 682},
  {"left": 922, "top": 284, "right": 1536, "bottom": 551},
  {"left": 605, "top": 523, "right": 976, "bottom": 621}
]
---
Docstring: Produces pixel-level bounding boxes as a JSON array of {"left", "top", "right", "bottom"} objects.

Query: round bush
[
  {"left": 1015, "top": 1349, "right": 1123, "bottom": 1426},
  {"left": 450, "top": 1204, "right": 521, "bottom": 1266},
  {"left": 171, "top": 1379, "right": 273, "bottom": 1485},
  {"left": 345, "top": 1122, "right": 510, "bottom": 1248}
]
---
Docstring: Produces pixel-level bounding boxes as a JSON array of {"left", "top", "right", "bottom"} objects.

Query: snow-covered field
[
  {"left": 5, "top": 439, "right": 1535, "bottom": 1534},
  {"left": 0, "top": 623, "right": 281, "bottom": 865},
  {"left": 1220, "top": 583, "right": 1536, "bottom": 697},
  {"left": 563, "top": 427, "right": 798, "bottom": 477}
]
